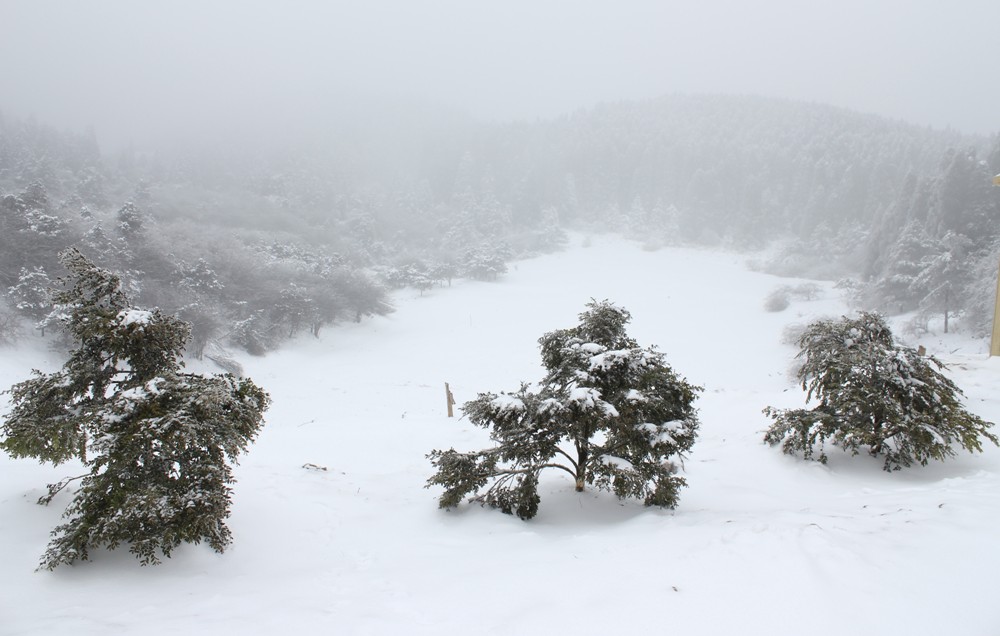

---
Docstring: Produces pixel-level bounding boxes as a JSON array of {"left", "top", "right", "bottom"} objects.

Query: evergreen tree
[
  {"left": 461, "top": 243, "right": 510, "bottom": 281},
  {"left": 335, "top": 268, "right": 391, "bottom": 323},
  {"left": 116, "top": 201, "right": 146, "bottom": 240},
  {"left": 77, "top": 223, "right": 121, "bottom": 269},
  {"left": 866, "top": 220, "right": 937, "bottom": 313},
  {"left": 959, "top": 238, "right": 1000, "bottom": 337},
  {"left": 0, "top": 249, "right": 270, "bottom": 568},
  {"left": 427, "top": 300, "right": 700, "bottom": 519},
  {"left": 1, "top": 182, "right": 73, "bottom": 285},
  {"left": 764, "top": 312, "right": 996, "bottom": 471},
  {"left": 171, "top": 258, "right": 228, "bottom": 359},
  {"left": 932, "top": 148, "right": 997, "bottom": 244},
  {"left": 6, "top": 266, "right": 52, "bottom": 329},
  {"left": 913, "top": 232, "right": 972, "bottom": 333}
]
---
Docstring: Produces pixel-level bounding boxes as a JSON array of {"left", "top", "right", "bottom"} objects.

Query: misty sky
[{"left": 1, "top": 0, "right": 997, "bottom": 150}]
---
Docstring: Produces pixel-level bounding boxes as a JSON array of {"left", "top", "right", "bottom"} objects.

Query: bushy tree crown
[
  {"left": 1, "top": 249, "right": 270, "bottom": 568},
  {"left": 427, "top": 300, "right": 700, "bottom": 519},
  {"left": 764, "top": 312, "right": 996, "bottom": 470}
]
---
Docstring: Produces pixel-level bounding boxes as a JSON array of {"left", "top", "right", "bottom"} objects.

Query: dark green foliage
[
  {"left": 0, "top": 249, "right": 270, "bottom": 568},
  {"left": 427, "top": 300, "right": 700, "bottom": 519},
  {"left": 3, "top": 370, "right": 88, "bottom": 465},
  {"left": 37, "top": 372, "right": 269, "bottom": 568},
  {"left": 764, "top": 312, "right": 997, "bottom": 470}
]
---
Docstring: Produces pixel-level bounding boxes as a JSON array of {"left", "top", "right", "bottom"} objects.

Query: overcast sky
[{"left": 1, "top": 0, "right": 997, "bottom": 150}]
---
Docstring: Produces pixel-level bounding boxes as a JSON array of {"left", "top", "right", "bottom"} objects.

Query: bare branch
[
  {"left": 488, "top": 462, "right": 576, "bottom": 480},
  {"left": 37, "top": 473, "right": 88, "bottom": 506}
]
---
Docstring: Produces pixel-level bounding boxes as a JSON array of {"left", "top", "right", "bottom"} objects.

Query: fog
[
  {"left": 1, "top": 0, "right": 997, "bottom": 151},
  {"left": 2, "top": 0, "right": 999, "bottom": 356}
]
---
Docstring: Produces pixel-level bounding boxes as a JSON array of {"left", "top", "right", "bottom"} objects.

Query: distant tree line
[
  {"left": 861, "top": 144, "right": 1000, "bottom": 335},
  {"left": 0, "top": 179, "right": 395, "bottom": 356},
  {"left": 2, "top": 95, "right": 998, "bottom": 352}
]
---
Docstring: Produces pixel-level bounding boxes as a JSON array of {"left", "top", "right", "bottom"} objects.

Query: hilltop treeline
[{"left": 1, "top": 95, "right": 997, "bottom": 352}]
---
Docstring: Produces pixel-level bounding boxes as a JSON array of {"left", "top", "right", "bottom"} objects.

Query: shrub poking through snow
[
  {"left": 0, "top": 249, "right": 270, "bottom": 569},
  {"left": 427, "top": 300, "right": 700, "bottom": 519},
  {"left": 763, "top": 288, "right": 791, "bottom": 312},
  {"left": 764, "top": 312, "right": 996, "bottom": 471}
]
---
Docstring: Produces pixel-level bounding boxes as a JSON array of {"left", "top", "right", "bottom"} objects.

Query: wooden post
[
  {"left": 987, "top": 176, "right": 1000, "bottom": 353},
  {"left": 991, "top": 258, "right": 1000, "bottom": 357},
  {"left": 445, "top": 382, "right": 456, "bottom": 417}
]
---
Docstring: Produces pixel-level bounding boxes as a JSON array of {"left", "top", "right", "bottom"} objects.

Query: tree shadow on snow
[
  {"left": 812, "top": 446, "right": 997, "bottom": 486},
  {"left": 524, "top": 483, "right": 661, "bottom": 529}
]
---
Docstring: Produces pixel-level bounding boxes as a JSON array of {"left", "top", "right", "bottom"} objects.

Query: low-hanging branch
[{"left": 37, "top": 473, "right": 89, "bottom": 506}]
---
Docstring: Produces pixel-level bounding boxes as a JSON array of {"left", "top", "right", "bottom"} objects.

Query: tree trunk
[
  {"left": 575, "top": 446, "right": 588, "bottom": 491},
  {"left": 944, "top": 285, "right": 950, "bottom": 334}
]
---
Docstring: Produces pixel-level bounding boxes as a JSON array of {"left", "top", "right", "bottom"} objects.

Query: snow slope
[{"left": 2, "top": 234, "right": 999, "bottom": 635}]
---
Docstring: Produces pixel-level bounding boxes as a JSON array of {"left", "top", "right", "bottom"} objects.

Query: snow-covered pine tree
[
  {"left": 461, "top": 243, "right": 510, "bottom": 281},
  {"left": 116, "top": 201, "right": 145, "bottom": 240},
  {"left": 171, "top": 258, "right": 229, "bottom": 359},
  {"left": 763, "top": 312, "right": 996, "bottom": 470},
  {"left": 427, "top": 300, "right": 700, "bottom": 519},
  {"left": 912, "top": 232, "right": 972, "bottom": 333},
  {"left": 867, "top": 220, "right": 938, "bottom": 313},
  {"left": 6, "top": 266, "right": 52, "bottom": 330},
  {"left": 0, "top": 248, "right": 270, "bottom": 569}
]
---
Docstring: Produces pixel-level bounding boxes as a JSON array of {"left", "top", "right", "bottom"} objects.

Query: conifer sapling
[
  {"left": 427, "top": 300, "right": 700, "bottom": 519},
  {"left": 763, "top": 312, "right": 996, "bottom": 470},
  {"left": 0, "top": 249, "right": 270, "bottom": 568}
]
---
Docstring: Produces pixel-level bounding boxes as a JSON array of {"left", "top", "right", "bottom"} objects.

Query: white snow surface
[{"left": 2, "top": 234, "right": 999, "bottom": 635}]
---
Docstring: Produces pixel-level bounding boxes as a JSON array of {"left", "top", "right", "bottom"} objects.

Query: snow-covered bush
[
  {"left": 763, "top": 312, "right": 996, "bottom": 471},
  {"left": 765, "top": 283, "right": 821, "bottom": 313},
  {"left": 764, "top": 288, "right": 791, "bottom": 312},
  {"left": 0, "top": 249, "right": 270, "bottom": 568},
  {"left": 427, "top": 300, "right": 701, "bottom": 519},
  {"left": 791, "top": 282, "right": 821, "bottom": 301}
]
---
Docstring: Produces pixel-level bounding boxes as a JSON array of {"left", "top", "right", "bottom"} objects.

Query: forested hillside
[{"left": 2, "top": 95, "right": 998, "bottom": 354}]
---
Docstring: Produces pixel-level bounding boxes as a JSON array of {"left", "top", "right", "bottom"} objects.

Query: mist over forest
[
  {"left": 3, "top": 0, "right": 999, "bottom": 357},
  {"left": 1, "top": 92, "right": 999, "bottom": 357}
]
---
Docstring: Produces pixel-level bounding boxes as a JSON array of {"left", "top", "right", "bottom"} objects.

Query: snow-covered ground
[{"left": 2, "top": 234, "right": 999, "bottom": 635}]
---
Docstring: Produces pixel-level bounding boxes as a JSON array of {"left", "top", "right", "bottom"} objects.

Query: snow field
[{"left": 2, "top": 234, "right": 999, "bottom": 635}]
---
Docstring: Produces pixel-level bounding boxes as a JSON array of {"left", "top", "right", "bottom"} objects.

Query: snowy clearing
[{"left": 2, "top": 234, "right": 999, "bottom": 635}]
